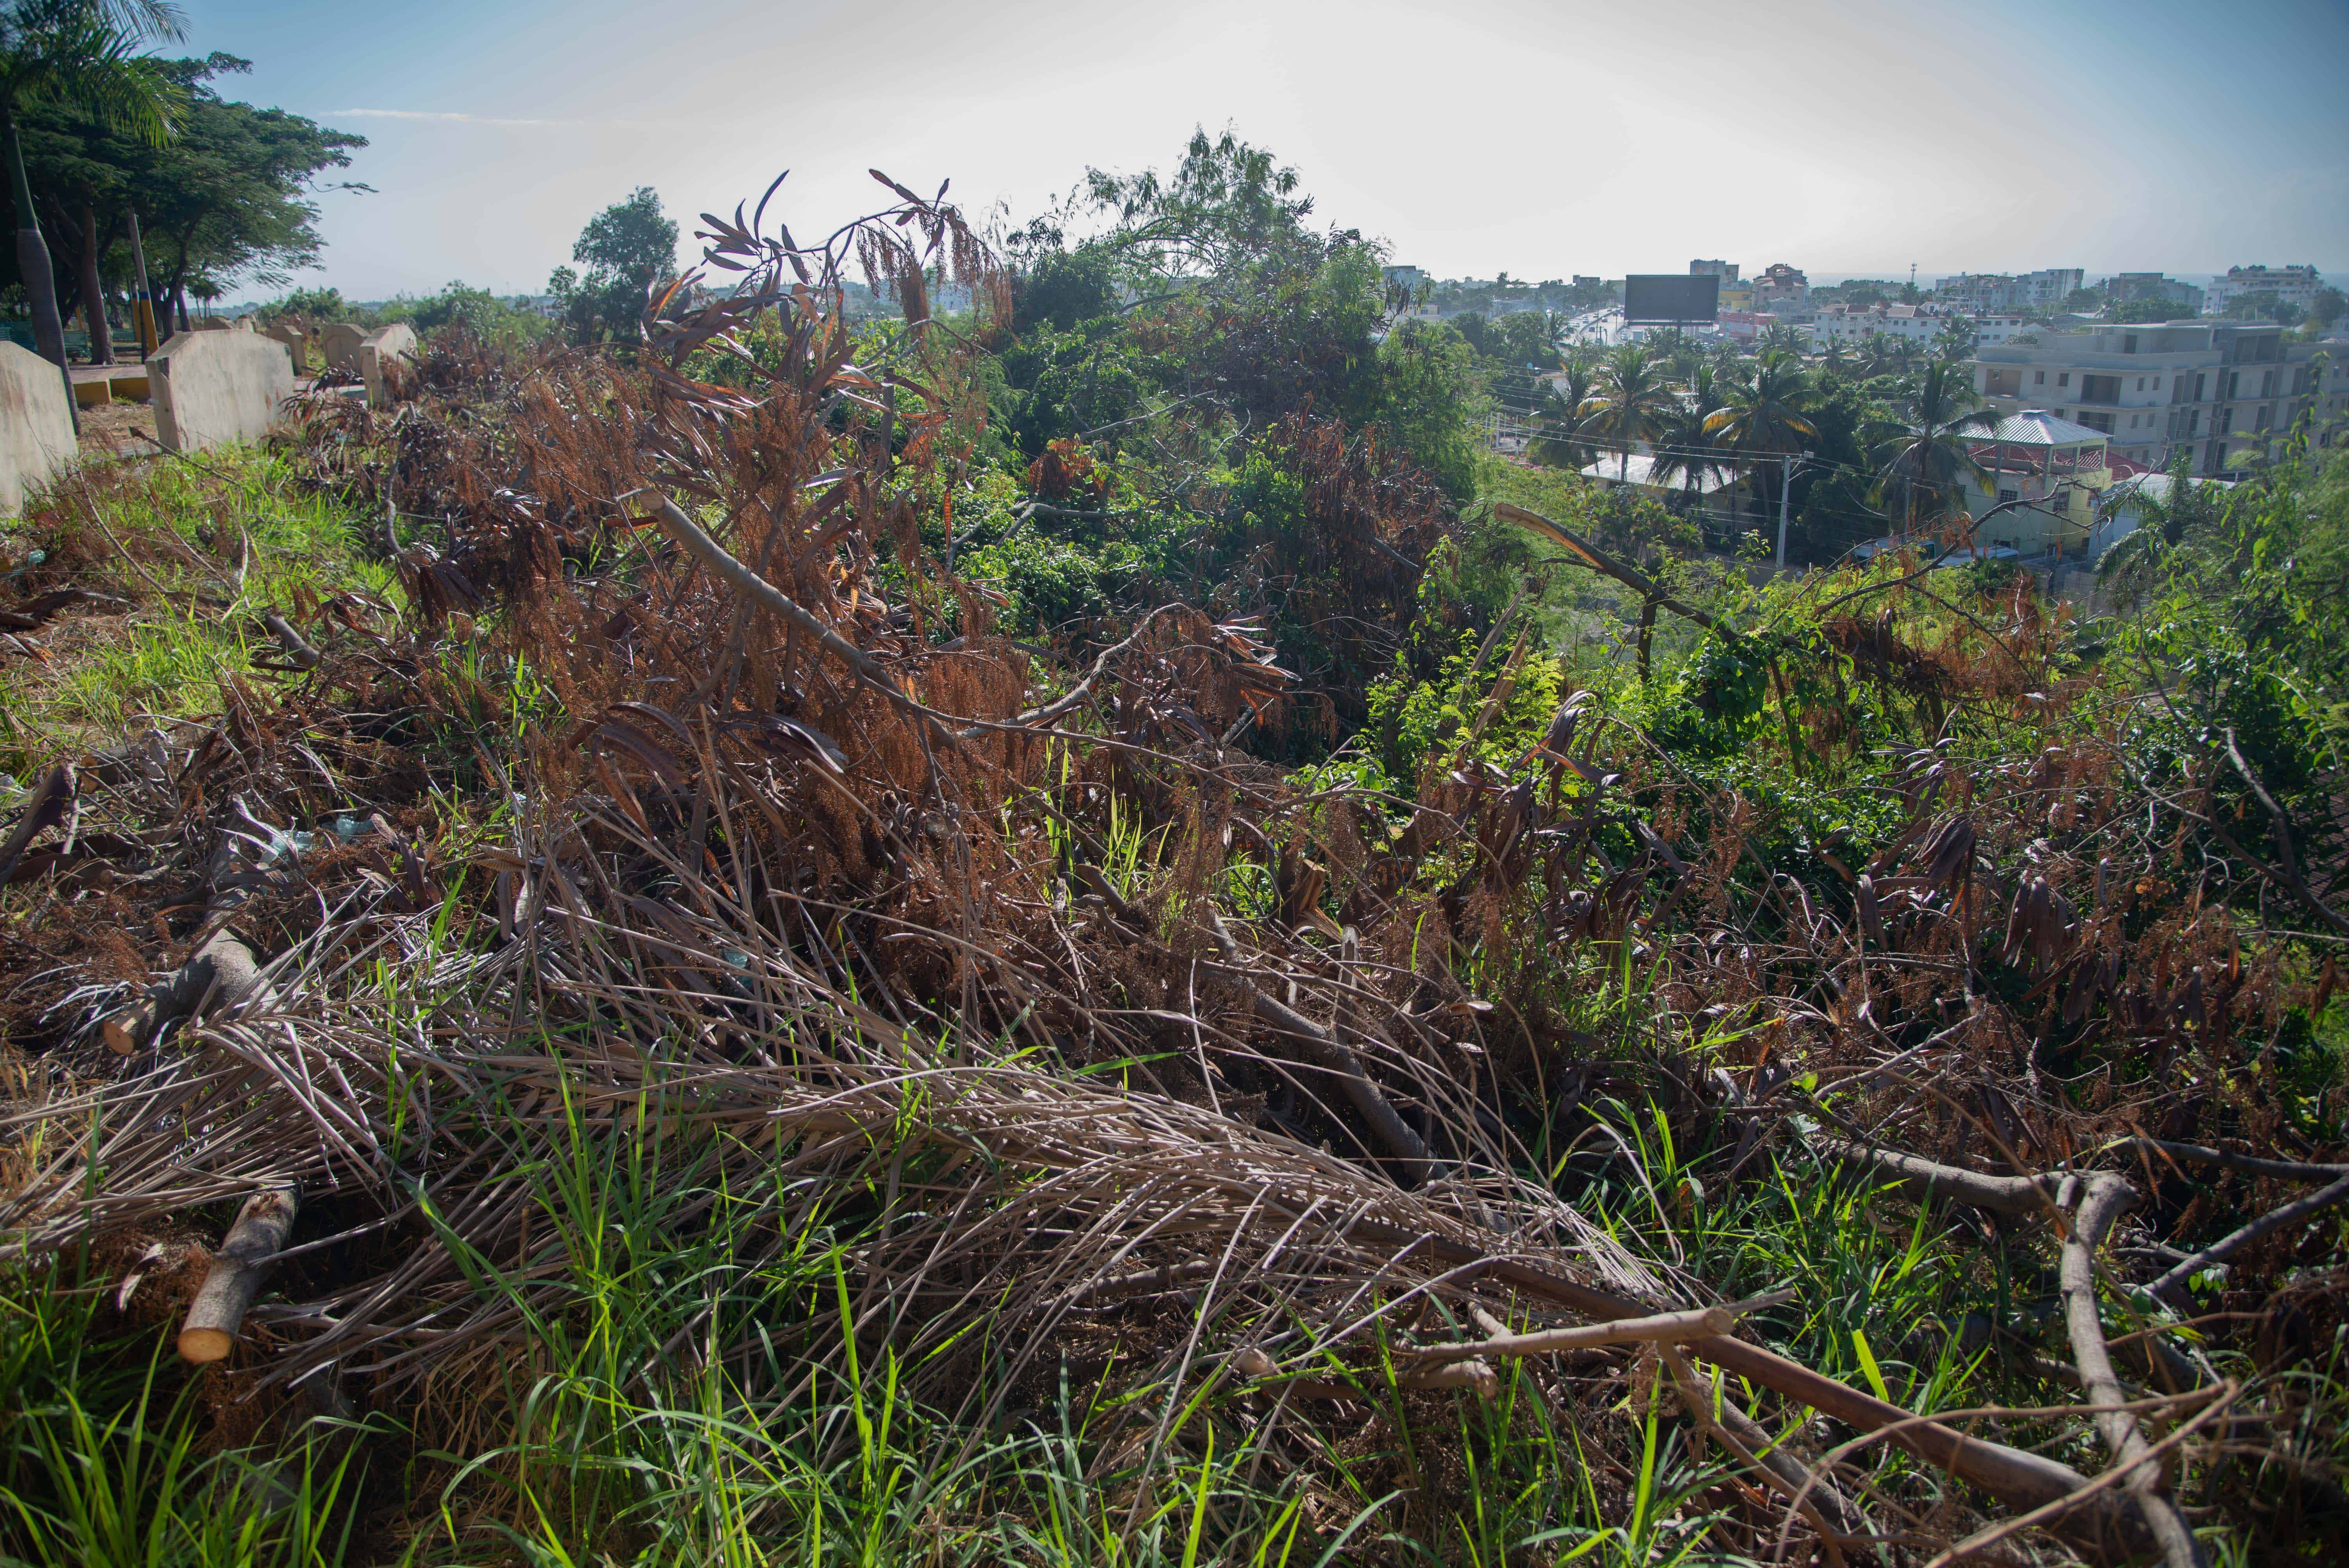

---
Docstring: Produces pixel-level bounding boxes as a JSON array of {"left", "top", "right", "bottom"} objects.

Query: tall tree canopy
[
  {"left": 5, "top": 50, "right": 365, "bottom": 331},
  {"left": 547, "top": 185, "right": 677, "bottom": 345}
]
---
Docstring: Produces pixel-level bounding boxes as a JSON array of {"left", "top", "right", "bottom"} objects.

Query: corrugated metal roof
[
  {"left": 1579, "top": 454, "right": 1740, "bottom": 494},
  {"left": 1970, "top": 410, "right": 2112, "bottom": 445}
]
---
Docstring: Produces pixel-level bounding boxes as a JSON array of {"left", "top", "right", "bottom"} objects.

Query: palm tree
[
  {"left": 1756, "top": 321, "right": 1806, "bottom": 358},
  {"left": 0, "top": 0, "right": 182, "bottom": 381},
  {"left": 1650, "top": 360, "right": 1729, "bottom": 519},
  {"left": 1870, "top": 359, "right": 1996, "bottom": 540},
  {"left": 1704, "top": 350, "right": 1819, "bottom": 566},
  {"left": 1533, "top": 347, "right": 1598, "bottom": 470},
  {"left": 1818, "top": 337, "right": 1858, "bottom": 381},
  {"left": 1579, "top": 342, "right": 1675, "bottom": 483}
]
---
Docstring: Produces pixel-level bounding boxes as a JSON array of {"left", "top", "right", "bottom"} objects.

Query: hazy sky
[{"left": 186, "top": 0, "right": 2349, "bottom": 302}]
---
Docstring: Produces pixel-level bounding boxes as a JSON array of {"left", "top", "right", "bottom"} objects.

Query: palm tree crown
[
  {"left": 1650, "top": 360, "right": 1732, "bottom": 508},
  {"left": 1579, "top": 342, "right": 1675, "bottom": 481},
  {"left": 2, "top": 0, "right": 185, "bottom": 373},
  {"left": 1703, "top": 351, "right": 1819, "bottom": 460},
  {"left": 1871, "top": 359, "right": 1996, "bottom": 536}
]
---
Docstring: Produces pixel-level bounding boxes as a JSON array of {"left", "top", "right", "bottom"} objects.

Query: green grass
[{"left": 1, "top": 445, "right": 393, "bottom": 770}]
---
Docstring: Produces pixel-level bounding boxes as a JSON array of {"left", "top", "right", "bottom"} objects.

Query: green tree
[
  {"left": 1704, "top": 349, "right": 1819, "bottom": 565},
  {"left": 1530, "top": 347, "right": 1597, "bottom": 470},
  {"left": 2310, "top": 287, "right": 2344, "bottom": 331},
  {"left": 1649, "top": 359, "right": 1730, "bottom": 520},
  {"left": 0, "top": 0, "right": 182, "bottom": 376},
  {"left": 549, "top": 184, "right": 677, "bottom": 345},
  {"left": 1930, "top": 314, "right": 1977, "bottom": 362},
  {"left": 1870, "top": 359, "right": 1995, "bottom": 538},
  {"left": 1577, "top": 342, "right": 1673, "bottom": 483},
  {"left": 12, "top": 52, "right": 362, "bottom": 341}
]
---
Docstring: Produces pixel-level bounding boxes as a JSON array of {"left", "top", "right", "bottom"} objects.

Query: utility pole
[{"left": 1775, "top": 450, "right": 1811, "bottom": 570}]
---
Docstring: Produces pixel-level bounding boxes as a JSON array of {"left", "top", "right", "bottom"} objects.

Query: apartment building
[
  {"left": 1935, "top": 268, "right": 2084, "bottom": 312},
  {"left": 1807, "top": 302, "right": 1951, "bottom": 347},
  {"left": 1969, "top": 321, "right": 2326, "bottom": 475},
  {"left": 1753, "top": 262, "right": 1808, "bottom": 310},
  {"left": 1690, "top": 259, "right": 1740, "bottom": 284},
  {"left": 2099, "top": 272, "right": 2205, "bottom": 314},
  {"left": 2205, "top": 264, "right": 2325, "bottom": 315}
]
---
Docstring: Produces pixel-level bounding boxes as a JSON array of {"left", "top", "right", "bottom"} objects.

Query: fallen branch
[
  {"left": 1344, "top": 1220, "right": 2167, "bottom": 1561},
  {"left": 1404, "top": 1304, "right": 1731, "bottom": 1363},
  {"left": 1919, "top": 1383, "right": 2238, "bottom": 1568},
  {"left": 180, "top": 1185, "right": 299, "bottom": 1364},
  {"left": 1205, "top": 910, "right": 1432, "bottom": 1183},
  {"left": 2141, "top": 1169, "right": 2349, "bottom": 1311},
  {"left": 102, "top": 928, "right": 269, "bottom": 1055},
  {"left": 2106, "top": 1137, "right": 2349, "bottom": 1184},
  {"left": 262, "top": 611, "right": 322, "bottom": 670},
  {"left": 1817, "top": 1134, "right": 2058, "bottom": 1215},
  {"left": 1661, "top": 1342, "right": 1864, "bottom": 1568},
  {"left": 0, "top": 763, "right": 74, "bottom": 885},
  {"left": 2058, "top": 1174, "right": 2207, "bottom": 1568}
]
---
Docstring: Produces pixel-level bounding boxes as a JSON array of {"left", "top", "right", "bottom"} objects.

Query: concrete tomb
[
  {"left": 149, "top": 327, "right": 296, "bottom": 453},
  {"left": 318, "top": 322, "right": 367, "bottom": 370},
  {"left": 358, "top": 323, "right": 418, "bottom": 408},
  {"left": 261, "top": 320, "right": 309, "bottom": 371},
  {"left": 0, "top": 341, "right": 77, "bottom": 515}
]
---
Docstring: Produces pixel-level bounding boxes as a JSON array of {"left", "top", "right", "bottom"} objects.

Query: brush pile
[{"left": 3, "top": 176, "right": 2344, "bottom": 1565}]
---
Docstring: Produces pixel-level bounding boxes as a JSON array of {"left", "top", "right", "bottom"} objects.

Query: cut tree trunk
[{"left": 179, "top": 1185, "right": 299, "bottom": 1363}]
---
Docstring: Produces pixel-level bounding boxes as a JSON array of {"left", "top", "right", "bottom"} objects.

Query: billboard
[{"left": 1623, "top": 274, "right": 1720, "bottom": 324}]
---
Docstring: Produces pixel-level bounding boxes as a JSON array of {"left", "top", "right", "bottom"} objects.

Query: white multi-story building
[
  {"left": 2204, "top": 265, "right": 2326, "bottom": 315},
  {"left": 1971, "top": 314, "right": 2033, "bottom": 347},
  {"left": 1807, "top": 303, "right": 1948, "bottom": 347},
  {"left": 1935, "top": 268, "right": 2085, "bottom": 312},
  {"left": 1971, "top": 320, "right": 2328, "bottom": 474}
]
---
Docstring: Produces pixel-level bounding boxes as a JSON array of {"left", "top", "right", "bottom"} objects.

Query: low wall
[
  {"left": 358, "top": 323, "right": 417, "bottom": 408},
  {"left": 0, "top": 342, "right": 77, "bottom": 514},
  {"left": 150, "top": 328, "right": 296, "bottom": 452}
]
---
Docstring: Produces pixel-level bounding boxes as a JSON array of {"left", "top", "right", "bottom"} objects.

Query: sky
[{"left": 183, "top": 0, "right": 2349, "bottom": 303}]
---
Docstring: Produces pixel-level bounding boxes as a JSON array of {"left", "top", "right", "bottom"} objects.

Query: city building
[
  {"left": 1690, "top": 259, "right": 1740, "bottom": 284},
  {"left": 1970, "top": 320, "right": 2326, "bottom": 475},
  {"left": 1949, "top": 411, "right": 2113, "bottom": 558},
  {"left": 1380, "top": 265, "right": 1428, "bottom": 291},
  {"left": 1807, "top": 302, "right": 1951, "bottom": 348},
  {"left": 2204, "top": 264, "right": 2326, "bottom": 315},
  {"left": 2098, "top": 272, "right": 2205, "bottom": 315},
  {"left": 1934, "top": 268, "right": 2084, "bottom": 312},
  {"left": 1753, "top": 263, "right": 1808, "bottom": 310}
]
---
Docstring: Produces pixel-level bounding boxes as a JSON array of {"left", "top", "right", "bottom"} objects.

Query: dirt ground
[{"left": 75, "top": 397, "right": 162, "bottom": 458}]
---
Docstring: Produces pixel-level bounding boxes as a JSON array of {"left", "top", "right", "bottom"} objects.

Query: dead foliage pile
[{"left": 3, "top": 174, "right": 2345, "bottom": 1566}]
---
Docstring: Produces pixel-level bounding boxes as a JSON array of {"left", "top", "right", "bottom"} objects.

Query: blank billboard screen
[{"left": 1623, "top": 274, "right": 1720, "bottom": 324}]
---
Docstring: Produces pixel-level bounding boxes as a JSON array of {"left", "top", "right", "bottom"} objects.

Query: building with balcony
[
  {"left": 1969, "top": 321, "right": 2323, "bottom": 475},
  {"left": 1950, "top": 411, "right": 2112, "bottom": 558},
  {"left": 1753, "top": 263, "right": 1808, "bottom": 310}
]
